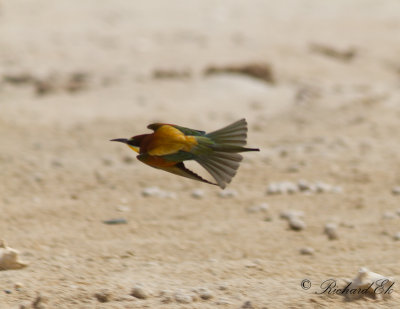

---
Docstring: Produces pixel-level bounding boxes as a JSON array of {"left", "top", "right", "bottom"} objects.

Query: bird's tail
[{"left": 193, "top": 119, "right": 259, "bottom": 189}]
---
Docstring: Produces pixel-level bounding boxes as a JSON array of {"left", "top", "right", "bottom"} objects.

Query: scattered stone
[
  {"left": 94, "top": 290, "right": 112, "bottom": 303},
  {"left": 310, "top": 43, "right": 356, "bottom": 62},
  {"left": 14, "top": 282, "right": 23, "bottom": 290},
  {"left": 344, "top": 267, "right": 394, "bottom": 300},
  {"left": 288, "top": 217, "right": 306, "bottom": 231},
  {"left": 324, "top": 223, "right": 338, "bottom": 240},
  {"left": 103, "top": 218, "right": 127, "bottom": 225},
  {"left": 4, "top": 289, "right": 11, "bottom": 294},
  {"left": 393, "top": 232, "right": 400, "bottom": 241},
  {"left": 297, "top": 179, "right": 311, "bottom": 191},
  {"left": 159, "top": 290, "right": 173, "bottom": 304},
  {"left": 215, "top": 298, "right": 232, "bottom": 305},
  {"left": 391, "top": 186, "right": 400, "bottom": 195},
  {"left": 280, "top": 210, "right": 304, "bottom": 220},
  {"left": 204, "top": 62, "right": 275, "bottom": 84},
  {"left": 267, "top": 180, "right": 342, "bottom": 195},
  {"left": 218, "top": 189, "right": 238, "bottom": 198},
  {"left": 315, "top": 182, "right": 332, "bottom": 193},
  {"left": 191, "top": 189, "right": 205, "bottom": 199},
  {"left": 116, "top": 205, "right": 130, "bottom": 212},
  {"left": 247, "top": 203, "right": 269, "bottom": 213},
  {"left": 142, "top": 187, "right": 176, "bottom": 198},
  {"left": 299, "top": 247, "right": 315, "bottom": 255},
  {"left": 0, "top": 240, "right": 28, "bottom": 270},
  {"left": 2, "top": 72, "right": 33, "bottom": 84},
  {"left": 131, "top": 285, "right": 150, "bottom": 299},
  {"left": 241, "top": 300, "right": 255, "bottom": 309},
  {"left": 174, "top": 291, "right": 192, "bottom": 304},
  {"left": 195, "top": 287, "right": 213, "bottom": 300},
  {"left": 65, "top": 72, "right": 88, "bottom": 93},
  {"left": 266, "top": 183, "right": 280, "bottom": 195}
]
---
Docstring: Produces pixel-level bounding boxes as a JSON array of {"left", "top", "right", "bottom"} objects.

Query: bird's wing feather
[
  {"left": 147, "top": 123, "right": 205, "bottom": 136},
  {"left": 161, "top": 162, "right": 217, "bottom": 186}
]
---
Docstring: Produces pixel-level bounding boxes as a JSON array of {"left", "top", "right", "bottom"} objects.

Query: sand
[{"left": 1, "top": 0, "right": 400, "bottom": 308}]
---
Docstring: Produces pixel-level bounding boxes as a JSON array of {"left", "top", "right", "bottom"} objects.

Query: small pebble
[
  {"left": 241, "top": 301, "right": 255, "bottom": 309},
  {"left": 94, "top": 290, "right": 111, "bottom": 303},
  {"left": 191, "top": 189, "right": 205, "bottom": 199},
  {"left": 215, "top": 298, "right": 232, "bottom": 305},
  {"left": 142, "top": 187, "right": 176, "bottom": 198},
  {"left": 280, "top": 210, "right": 304, "bottom": 220},
  {"left": 131, "top": 285, "right": 149, "bottom": 299},
  {"left": 116, "top": 205, "right": 130, "bottom": 212},
  {"left": 299, "top": 247, "right": 315, "bottom": 255},
  {"left": 315, "top": 182, "right": 332, "bottom": 193},
  {"left": 196, "top": 288, "right": 213, "bottom": 300},
  {"left": 4, "top": 289, "right": 12, "bottom": 294},
  {"left": 393, "top": 232, "right": 400, "bottom": 241},
  {"left": 142, "top": 186, "right": 161, "bottom": 197},
  {"left": 289, "top": 217, "right": 306, "bottom": 231},
  {"left": 297, "top": 179, "right": 311, "bottom": 191},
  {"left": 392, "top": 186, "right": 400, "bottom": 195},
  {"left": 247, "top": 203, "right": 269, "bottom": 213},
  {"left": 103, "top": 218, "right": 127, "bottom": 225},
  {"left": 324, "top": 223, "right": 338, "bottom": 240},
  {"left": 266, "top": 183, "right": 279, "bottom": 195},
  {"left": 174, "top": 292, "right": 192, "bottom": 304},
  {"left": 218, "top": 189, "right": 237, "bottom": 198}
]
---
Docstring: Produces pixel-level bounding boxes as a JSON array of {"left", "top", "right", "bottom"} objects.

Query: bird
[{"left": 111, "top": 118, "right": 259, "bottom": 189}]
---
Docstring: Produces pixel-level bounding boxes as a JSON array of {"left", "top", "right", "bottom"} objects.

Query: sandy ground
[{"left": 1, "top": 0, "right": 400, "bottom": 308}]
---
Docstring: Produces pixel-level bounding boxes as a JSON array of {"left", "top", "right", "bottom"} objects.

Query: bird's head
[{"left": 110, "top": 135, "right": 145, "bottom": 153}]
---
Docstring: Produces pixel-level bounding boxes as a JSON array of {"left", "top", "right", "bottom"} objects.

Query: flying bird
[{"left": 111, "top": 118, "right": 259, "bottom": 189}]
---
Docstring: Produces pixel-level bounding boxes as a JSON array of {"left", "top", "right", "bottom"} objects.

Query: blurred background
[{"left": 1, "top": 1, "right": 400, "bottom": 308}]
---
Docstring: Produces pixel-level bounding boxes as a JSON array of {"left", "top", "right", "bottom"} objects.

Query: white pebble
[
  {"left": 0, "top": 240, "right": 28, "bottom": 270},
  {"left": 131, "top": 285, "right": 150, "bottom": 299},
  {"left": 391, "top": 186, "right": 400, "bottom": 195},
  {"left": 142, "top": 186, "right": 161, "bottom": 197},
  {"left": 218, "top": 189, "right": 238, "bottom": 198},
  {"left": 297, "top": 179, "right": 311, "bottom": 191},
  {"left": 195, "top": 288, "right": 213, "bottom": 300},
  {"left": 266, "top": 183, "right": 280, "bottom": 195},
  {"left": 280, "top": 210, "right": 304, "bottom": 220},
  {"left": 393, "top": 232, "right": 400, "bottom": 241},
  {"left": 345, "top": 267, "right": 394, "bottom": 300},
  {"left": 174, "top": 292, "right": 192, "bottom": 304},
  {"left": 299, "top": 247, "right": 315, "bottom": 255},
  {"left": 281, "top": 181, "right": 299, "bottom": 194},
  {"left": 191, "top": 189, "right": 205, "bottom": 199},
  {"left": 315, "top": 182, "right": 332, "bottom": 193},
  {"left": 247, "top": 203, "right": 269, "bottom": 213},
  {"left": 289, "top": 217, "right": 306, "bottom": 231},
  {"left": 324, "top": 223, "right": 338, "bottom": 240},
  {"left": 141, "top": 187, "right": 176, "bottom": 199}
]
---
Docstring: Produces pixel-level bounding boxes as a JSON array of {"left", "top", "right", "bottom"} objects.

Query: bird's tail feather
[{"left": 193, "top": 119, "right": 259, "bottom": 188}]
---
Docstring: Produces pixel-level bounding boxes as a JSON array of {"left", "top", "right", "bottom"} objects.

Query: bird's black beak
[{"left": 110, "top": 138, "right": 128, "bottom": 144}]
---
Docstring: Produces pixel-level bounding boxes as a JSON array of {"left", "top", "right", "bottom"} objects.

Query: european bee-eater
[{"left": 111, "top": 118, "right": 259, "bottom": 189}]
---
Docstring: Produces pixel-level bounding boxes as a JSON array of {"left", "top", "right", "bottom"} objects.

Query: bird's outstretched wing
[
  {"left": 147, "top": 123, "right": 206, "bottom": 136},
  {"left": 137, "top": 153, "right": 217, "bottom": 186}
]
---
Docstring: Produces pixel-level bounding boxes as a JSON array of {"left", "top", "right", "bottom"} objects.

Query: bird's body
[{"left": 111, "top": 119, "right": 259, "bottom": 189}]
